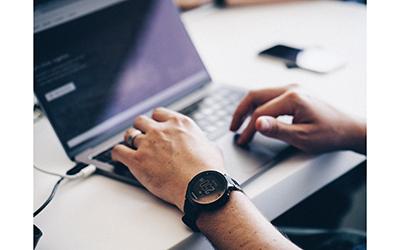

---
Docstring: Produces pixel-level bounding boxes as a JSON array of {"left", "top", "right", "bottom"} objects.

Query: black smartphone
[
  {"left": 259, "top": 44, "right": 346, "bottom": 73},
  {"left": 259, "top": 45, "right": 302, "bottom": 64}
]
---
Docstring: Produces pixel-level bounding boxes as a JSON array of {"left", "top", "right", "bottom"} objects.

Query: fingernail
[{"left": 258, "top": 117, "right": 272, "bottom": 131}]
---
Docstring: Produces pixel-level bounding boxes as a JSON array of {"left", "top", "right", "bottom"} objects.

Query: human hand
[
  {"left": 230, "top": 84, "right": 366, "bottom": 154},
  {"left": 111, "top": 107, "right": 225, "bottom": 212}
]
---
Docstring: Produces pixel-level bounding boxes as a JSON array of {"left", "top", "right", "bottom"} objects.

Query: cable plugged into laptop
[
  {"left": 34, "top": 162, "right": 96, "bottom": 180},
  {"left": 33, "top": 163, "right": 97, "bottom": 249}
]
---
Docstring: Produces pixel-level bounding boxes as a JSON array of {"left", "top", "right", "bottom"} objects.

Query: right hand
[
  {"left": 230, "top": 84, "right": 366, "bottom": 154},
  {"left": 111, "top": 108, "right": 225, "bottom": 212}
]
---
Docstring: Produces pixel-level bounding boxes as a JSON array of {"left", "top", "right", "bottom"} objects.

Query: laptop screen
[{"left": 34, "top": 0, "right": 210, "bottom": 157}]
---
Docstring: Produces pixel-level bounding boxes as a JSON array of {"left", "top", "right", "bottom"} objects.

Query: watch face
[{"left": 189, "top": 171, "right": 227, "bottom": 205}]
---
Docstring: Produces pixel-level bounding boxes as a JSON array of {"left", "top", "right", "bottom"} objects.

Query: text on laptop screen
[{"left": 34, "top": 0, "right": 210, "bottom": 152}]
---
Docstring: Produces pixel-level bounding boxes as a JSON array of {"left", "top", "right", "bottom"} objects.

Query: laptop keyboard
[
  {"left": 93, "top": 87, "right": 244, "bottom": 183},
  {"left": 180, "top": 87, "right": 244, "bottom": 140}
]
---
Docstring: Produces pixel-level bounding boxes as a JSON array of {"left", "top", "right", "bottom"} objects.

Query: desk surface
[{"left": 34, "top": 1, "right": 366, "bottom": 249}]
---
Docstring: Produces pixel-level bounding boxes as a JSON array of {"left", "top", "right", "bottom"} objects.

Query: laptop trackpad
[{"left": 216, "top": 132, "right": 289, "bottom": 184}]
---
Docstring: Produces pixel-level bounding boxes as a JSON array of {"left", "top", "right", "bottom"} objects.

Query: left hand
[
  {"left": 111, "top": 107, "right": 225, "bottom": 212},
  {"left": 230, "top": 84, "right": 366, "bottom": 154}
]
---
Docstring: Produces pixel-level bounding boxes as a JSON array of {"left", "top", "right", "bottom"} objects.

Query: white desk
[{"left": 34, "top": 1, "right": 366, "bottom": 249}]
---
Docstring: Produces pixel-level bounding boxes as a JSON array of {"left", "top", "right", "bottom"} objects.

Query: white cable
[{"left": 34, "top": 164, "right": 96, "bottom": 180}]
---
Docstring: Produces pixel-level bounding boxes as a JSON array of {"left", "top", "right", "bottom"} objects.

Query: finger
[
  {"left": 111, "top": 144, "right": 145, "bottom": 180},
  {"left": 236, "top": 93, "right": 295, "bottom": 145},
  {"left": 134, "top": 115, "right": 159, "bottom": 133},
  {"left": 151, "top": 107, "right": 180, "bottom": 122},
  {"left": 111, "top": 144, "right": 138, "bottom": 168},
  {"left": 230, "top": 93, "right": 256, "bottom": 132},
  {"left": 230, "top": 86, "right": 292, "bottom": 131},
  {"left": 124, "top": 128, "right": 144, "bottom": 148},
  {"left": 255, "top": 116, "right": 302, "bottom": 146}
]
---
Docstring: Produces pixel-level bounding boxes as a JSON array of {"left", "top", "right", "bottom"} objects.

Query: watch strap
[{"left": 182, "top": 199, "right": 201, "bottom": 232}]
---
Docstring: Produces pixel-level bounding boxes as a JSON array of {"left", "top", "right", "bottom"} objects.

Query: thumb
[{"left": 255, "top": 116, "right": 297, "bottom": 144}]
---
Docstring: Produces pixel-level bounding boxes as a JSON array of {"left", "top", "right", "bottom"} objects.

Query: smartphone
[
  {"left": 259, "top": 44, "right": 346, "bottom": 73},
  {"left": 259, "top": 45, "right": 302, "bottom": 63}
]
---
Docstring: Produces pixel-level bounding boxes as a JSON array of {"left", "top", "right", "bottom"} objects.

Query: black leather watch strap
[{"left": 182, "top": 199, "right": 202, "bottom": 232}]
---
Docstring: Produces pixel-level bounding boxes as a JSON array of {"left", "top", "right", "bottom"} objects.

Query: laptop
[{"left": 34, "top": 0, "right": 291, "bottom": 187}]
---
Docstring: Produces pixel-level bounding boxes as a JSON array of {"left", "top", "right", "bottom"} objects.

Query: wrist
[
  {"left": 176, "top": 189, "right": 186, "bottom": 212},
  {"left": 196, "top": 191, "right": 245, "bottom": 231}
]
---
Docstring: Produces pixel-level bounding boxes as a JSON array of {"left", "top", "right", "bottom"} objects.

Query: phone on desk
[{"left": 259, "top": 44, "right": 346, "bottom": 74}]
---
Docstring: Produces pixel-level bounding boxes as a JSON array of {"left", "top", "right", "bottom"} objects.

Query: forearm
[{"left": 196, "top": 191, "right": 300, "bottom": 250}]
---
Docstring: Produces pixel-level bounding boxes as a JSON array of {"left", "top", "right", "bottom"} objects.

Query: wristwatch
[{"left": 182, "top": 170, "right": 243, "bottom": 232}]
